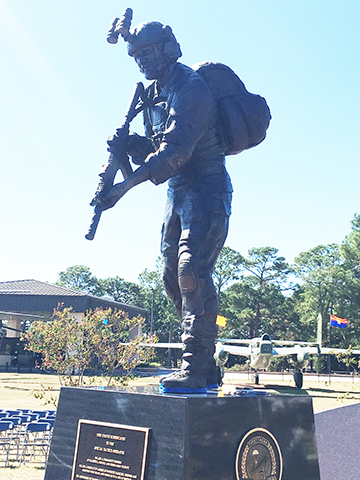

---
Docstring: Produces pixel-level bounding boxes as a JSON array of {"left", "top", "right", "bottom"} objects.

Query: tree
[
  {"left": 56, "top": 265, "right": 99, "bottom": 294},
  {"left": 56, "top": 266, "right": 148, "bottom": 309},
  {"left": 240, "top": 247, "right": 291, "bottom": 337},
  {"left": 213, "top": 246, "right": 243, "bottom": 298},
  {"left": 294, "top": 244, "right": 350, "bottom": 346},
  {"left": 338, "top": 214, "right": 360, "bottom": 346},
  {"left": 88, "top": 308, "right": 155, "bottom": 385},
  {"left": 341, "top": 213, "right": 360, "bottom": 296},
  {"left": 99, "top": 276, "right": 147, "bottom": 307},
  {"left": 241, "top": 247, "right": 291, "bottom": 288},
  {"left": 22, "top": 306, "right": 156, "bottom": 388},
  {"left": 220, "top": 277, "right": 300, "bottom": 341},
  {"left": 218, "top": 247, "right": 294, "bottom": 339},
  {"left": 220, "top": 281, "right": 257, "bottom": 339},
  {"left": 138, "top": 257, "right": 181, "bottom": 366}
]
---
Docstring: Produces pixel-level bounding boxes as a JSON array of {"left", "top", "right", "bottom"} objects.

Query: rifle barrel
[{"left": 85, "top": 206, "right": 102, "bottom": 241}]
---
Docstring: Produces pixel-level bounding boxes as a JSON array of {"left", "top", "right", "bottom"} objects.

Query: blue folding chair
[
  {"left": 8, "top": 416, "right": 24, "bottom": 432},
  {"left": 19, "top": 422, "right": 52, "bottom": 467},
  {"left": 37, "top": 418, "right": 55, "bottom": 429},
  {"left": 8, "top": 416, "right": 30, "bottom": 455},
  {"left": 32, "top": 410, "right": 49, "bottom": 419},
  {"left": 0, "top": 421, "right": 17, "bottom": 466},
  {"left": 5, "top": 410, "right": 21, "bottom": 416},
  {"left": 25, "top": 413, "right": 40, "bottom": 422},
  {"left": 10, "top": 415, "right": 31, "bottom": 429}
]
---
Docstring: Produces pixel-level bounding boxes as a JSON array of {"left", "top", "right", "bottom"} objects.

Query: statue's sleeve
[{"left": 144, "top": 77, "right": 213, "bottom": 185}]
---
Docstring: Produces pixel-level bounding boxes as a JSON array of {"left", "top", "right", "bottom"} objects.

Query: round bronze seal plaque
[{"left": 235, "top": 428, "right": 283, "bottom": 480}]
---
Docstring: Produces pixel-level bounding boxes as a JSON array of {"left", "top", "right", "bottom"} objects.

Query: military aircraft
[
  {"left": 148, "top": 337, "right": 317, "bottom": 389},
  {"left": 213, "top": 314, "right": 360, "bottom": 388},
  {"left": 213, "top": 334, "right": 321, "bottom": 389},
  {"left": 146, "top": 315, "right": 360, "bottom": 389}
]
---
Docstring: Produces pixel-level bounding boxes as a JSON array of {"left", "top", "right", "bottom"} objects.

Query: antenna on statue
[{"left": 106, "top": 7, "right": 133, "bottom": 44}]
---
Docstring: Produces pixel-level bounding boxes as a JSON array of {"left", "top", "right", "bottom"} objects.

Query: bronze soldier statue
[{"left": 88, "top": 9, "right": 270, "bottom": 394}]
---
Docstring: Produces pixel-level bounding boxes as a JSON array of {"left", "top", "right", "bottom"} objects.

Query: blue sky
[{"left": 0, "top": 0, "right": 359, "bottom": 284}]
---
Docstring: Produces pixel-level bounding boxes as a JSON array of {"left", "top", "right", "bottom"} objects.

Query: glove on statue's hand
[
  {"left": 127, "top": 132, "right": 154, "bottom": 165},
  {"left": 98, "top": 182, "right": 128, "bottom": 211},
  {"left": 107, "top": 132, "right": 153, "bottom": 166},
  {"left": 99, "top": 163, "right": 151, "bottom": 211}
]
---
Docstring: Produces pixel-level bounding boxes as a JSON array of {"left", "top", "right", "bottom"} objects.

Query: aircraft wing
[
  {"left": 218, "top": 344, "right": 251, "bottom": 356},
  {"left": 217, "top": 338, "right": 317, "bottom": 347},
  {"left": 272, "top": 345, "right": 320, "bottom": 357},
  {"left": 132, "top": 342, "right": 360, "bottom": 358},
  {"left": 139, "top": 341, "right": 252, "bottom": 358},
  {"left": 272, "top": 340, "right": 318, "bottom": 346},
  {"left": 319, "top": 347, "right": 360, "bottom": 355},
  {"left": 216, "top": 338, "right": 259, "bottom": 345},
  {"left": 271, "top": 345, "right": 360, "bottom": 357},
  {"left": 139, "top": 342, "right": 183, "bottom": 349}
]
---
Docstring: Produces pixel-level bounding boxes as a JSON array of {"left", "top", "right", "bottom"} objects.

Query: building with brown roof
[{"left": 0, "top": 279, "right": 149, "bottom": 368}]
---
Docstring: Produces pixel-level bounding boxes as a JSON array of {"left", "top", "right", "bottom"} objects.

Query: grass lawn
[
  {"left": 0, "top": 373, "right": 61, "bottom": 410},
  {"left": 1, "top": 371, "right": 359, "bottom": 479},
  {"left": 1, "top": 466, "right": 47, "bottom": 480}
]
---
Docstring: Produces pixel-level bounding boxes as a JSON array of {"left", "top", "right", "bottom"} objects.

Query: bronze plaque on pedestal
[{"left": 71, "top": 419, "right": 149, "bottom": 480}]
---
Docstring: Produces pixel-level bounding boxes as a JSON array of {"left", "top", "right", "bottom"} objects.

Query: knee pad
[{"left": 178, "top": 252, "right": 197, "bottom": 293}]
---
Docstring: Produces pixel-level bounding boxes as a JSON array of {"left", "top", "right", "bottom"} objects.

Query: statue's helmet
[{"left": 127, "top": 22, "right": 182, "bottom": 63}]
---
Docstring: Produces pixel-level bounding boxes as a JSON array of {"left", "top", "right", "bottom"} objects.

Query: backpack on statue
[{"left": 192, "top": 62, "right": 271, "bottom": 156}]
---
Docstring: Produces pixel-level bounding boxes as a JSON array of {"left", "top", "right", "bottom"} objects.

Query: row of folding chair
[
  {"left": 0, "top": 409, "right": 56, "bottom": 418},
  {"left": 0, "top": 409, "right": 56, "bottom": 467}
]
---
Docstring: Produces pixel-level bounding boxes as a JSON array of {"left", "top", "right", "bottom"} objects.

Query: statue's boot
[
  {"left": 206, "top": 357, "right": 222, "bottom": 389},
  {"left": 160, "top": 342, "right": 211, "bottom": 394},
  {"left": 160, "top": 368, "right": 207, "bottom": 394},
  {"left": 160, "top": 357, "right": 221, "bottom": 391},
  {"left": 160, "top": 284, "right": 219, "bottom": 394}
]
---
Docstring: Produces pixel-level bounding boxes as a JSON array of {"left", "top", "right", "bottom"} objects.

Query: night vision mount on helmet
[{"left": 106, "top": 8, "right": 181, "bottom": 62}]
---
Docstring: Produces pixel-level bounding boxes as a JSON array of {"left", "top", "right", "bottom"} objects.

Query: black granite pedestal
[{"left": 45, "top": 386, "right": 320, "bottom": 480}]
